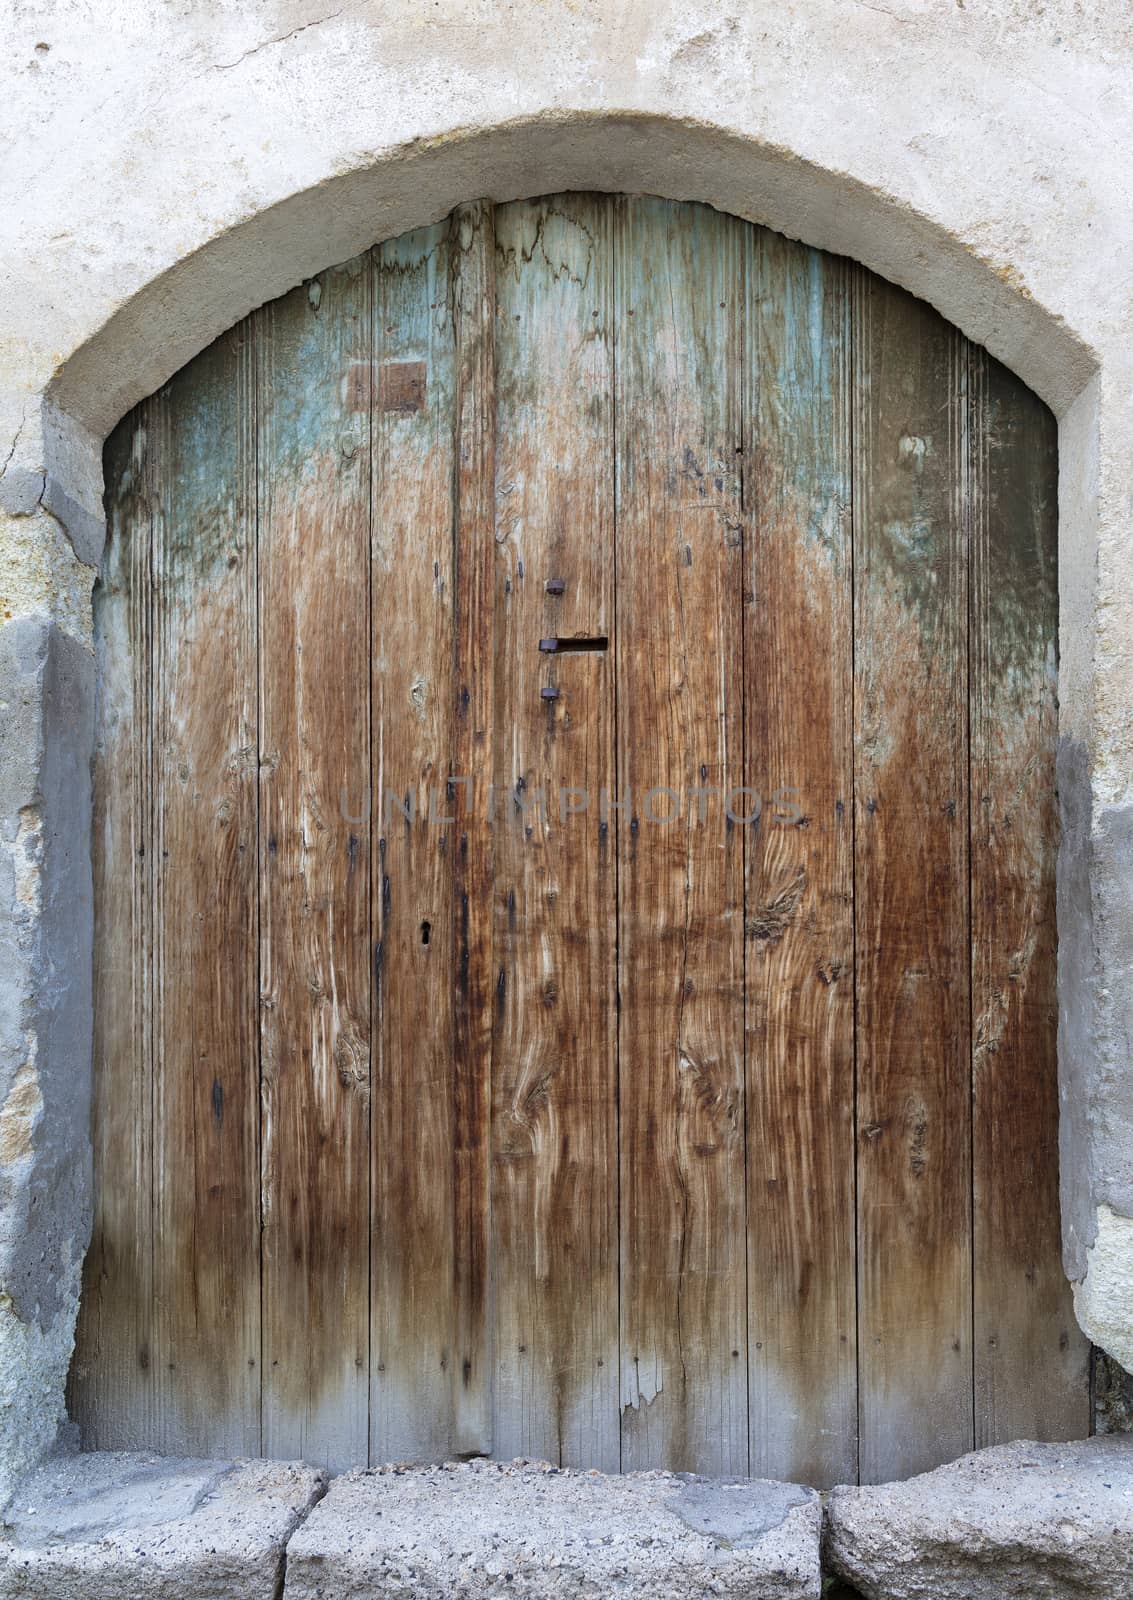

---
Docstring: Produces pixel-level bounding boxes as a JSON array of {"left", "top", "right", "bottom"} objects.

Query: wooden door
[{"left": 72, "top": 194, "right": 1089, "bottom": 1486}]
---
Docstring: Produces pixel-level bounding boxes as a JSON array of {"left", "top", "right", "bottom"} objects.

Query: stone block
[
  {"left": 825, "top": 1435, "right": 1133, "bottom": 1599},
  {"left": 284, "top": 1458, "right": 822, "bottom": 1599},
  {"left": 0, "top": 1450, "right": 325, "bottom": 1599}
]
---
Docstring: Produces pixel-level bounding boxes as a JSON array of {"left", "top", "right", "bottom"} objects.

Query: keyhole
[{"left": 420, "top": 920, "right": 431, "bottom": 947}]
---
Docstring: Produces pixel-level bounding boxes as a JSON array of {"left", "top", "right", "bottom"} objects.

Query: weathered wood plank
[
  {"left": 370, "top": 219, "right": 460, "bottom": 1464},
  {"left": 259, "top": 260, "right": 371, "bottom": 1468},
  {"left": 79, "top": 193, "right": 1084, "bottom": 1484},
  {"left": 745, "top": 232, "right": 857, "bottom": 1488},
  {"left": 969, "top": 350, "right": 1090, "bottom": 1445},
  {"left": 450, "top": 201, "right": 497, "bottom": 1456},
  {"left": 71, "top": 405, "right": 155, "bottom": 1449},
  {"left": 853, "top": 274, "right": 973, "bottom": 1483},
  {"left": 148, "top": 329, "right": 261, "bottom": 1455},
  {"left": 615, "top": 196, "right": 748, "bottom": 1476},
  {"left": 490, "top": 195, "right": 619, "bottom": 1470}
]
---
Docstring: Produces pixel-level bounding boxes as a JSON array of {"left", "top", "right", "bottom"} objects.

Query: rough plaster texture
[
  {"left": 825, "top": 1435, "right": 1133, "bottom": 1599},
  {"left": 1, "top": 0, "right": 1132, "bottom": 1494},
  {"left": 283, "top": 1458, "right": 823, "bottom": 1599},
  {"left": 1075, "top": 1205, "right": 1133, "bottom": 1373},
  {"left": 0, "top": 1450, "right": 326, "bottom": 1599}
]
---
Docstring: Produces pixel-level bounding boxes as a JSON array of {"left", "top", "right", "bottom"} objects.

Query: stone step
[
  {"left": 8, "top": 1438, "right": 1130, "bottom": 1598},
  {"left": 825, "top": 1435, "right": 1133, "bottom": 1599},
  {"left": 0, "top": 1450, "right": 325, "bottom": 1599},
  {"left": 283, "top": 1458, "right": 823, "bottom": 1599}
]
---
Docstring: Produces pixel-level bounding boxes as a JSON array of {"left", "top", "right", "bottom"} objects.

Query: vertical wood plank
[
  {"left": 77, "top": 196, "right": 1084, "bottom": 1482},
  {"left": 970, "top": 351, "right": 1090, "bottom": 1444},
  {"left": 71, "top": 406, "right": 155, "bottom": 1448},
  {"left": 853, "top": 274, "right": 973, "bottom": 1483},
  {"left": 370, "top": 220, "right": 460, "bottom": 1463},
  {"left": 148, "top": 329, "right": 261, "bottom": 1454},
  {"left": 745, "top": 233, "right": 857, "bottom": 1488},
  {"left": 259, "top": 259, "right": 371, "bottom": 1468},
  {"left": 450, "top": 201, "right": 497, "bottom": 1455},
  {"left": 491, "top": 195, "right": 619, "bottom": 1470},
  {"left": 615, "top": 197, "right": 748, "bottom": 1476}
]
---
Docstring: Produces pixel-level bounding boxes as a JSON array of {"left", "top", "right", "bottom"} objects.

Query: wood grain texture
[
  {"left": 258, "top": 259, "right": 371, "bottom": 1468},
  {"left": 148, "top": 332, "right": 261, "bottom": 1456},
  {"left": 370, "top": 219, "right": 460, "bottom": 1464},
  {"left": 615, "top": 197, "right": 748, "bottom": 1476},
  {"left": 969, "top": 350, "right": 1090, "bottom": 1445},
  {"left": 852, "top": 273, "right": 973, "bottom": 1483},
  {"left": 449, "top": 201, "right": 497, "bottom": 1456},
  {"left": 72, "top": 405, "right": 155, "bottom": 1449},
  {"left": 490, "top": 195, "right": 619, "bottom": 1470},
  {"left": 745, "top": 232, "right": 857, "bottom": 1488},
  {"left": 79, "top": 194, "right": 1085, "bottom": 1484}
]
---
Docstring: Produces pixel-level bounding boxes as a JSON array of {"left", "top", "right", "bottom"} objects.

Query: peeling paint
[
  {"left": 0, "top": 1057, "right": 43, "bottom": 1166},
  {"left": 621, "top": 1360, "right": 664, "bottom": 1411},
  {"left": 1074, "top": 1206, "right": 1133, "bottom": 1373},
  {"left": 0, "top": 509, "right": 95, "bottom": 648}
]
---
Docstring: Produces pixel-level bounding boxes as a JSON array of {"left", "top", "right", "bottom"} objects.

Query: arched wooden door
[{"left": 72, "top": 195, "right": 1089, "bottom": 1487}]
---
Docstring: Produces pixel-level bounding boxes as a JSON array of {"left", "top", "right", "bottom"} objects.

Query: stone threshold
[
  {"left": 0, "top": 1450, "right": 326, "bottom": 1599},
  {"left": 0, "top": 1436, "right": 1130, "bottom": 1598}
]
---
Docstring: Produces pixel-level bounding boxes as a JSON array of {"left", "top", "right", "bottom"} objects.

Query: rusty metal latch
[{"left": 538, "top": 637, "right": 608, "bottom": 654}]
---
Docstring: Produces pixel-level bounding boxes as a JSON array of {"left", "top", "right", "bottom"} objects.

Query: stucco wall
[{"left": 1, "top": 0, "right": 1132, "bottom": 1503}]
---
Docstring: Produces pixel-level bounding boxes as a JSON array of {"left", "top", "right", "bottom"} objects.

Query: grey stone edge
[
  {"left": 0, "top": 613, "right": 96, "bottom": 1510},
  {"left": 0, "top": 1451, "right": 328, "bottom": 1600},
  {"left": 7, "top": 1443, "right": 1133, "bottom": 1598},
  {"left": 825, "top": 1435, "right": 1133, "bottom": 1600}
]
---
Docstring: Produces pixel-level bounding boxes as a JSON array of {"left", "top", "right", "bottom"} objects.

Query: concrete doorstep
[
  {"left": 0, "top": 1453, "right": 822, "bottom": 1599},
  {"left": 282, "top": 1459, "right": 822, "bottom": 1599},
  {"left": 825, "top": 1435, "right": 1133, "bottom": 1600},
  {"left": 0, "top": 1450, "right": 326, "bottom": 1598},
  {"left": 0, "top": 1438, "right": 1130, "bottom": 1598}
]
